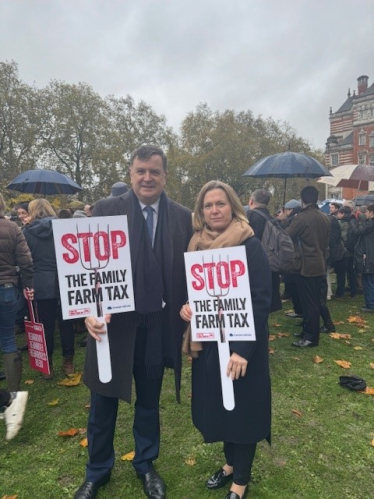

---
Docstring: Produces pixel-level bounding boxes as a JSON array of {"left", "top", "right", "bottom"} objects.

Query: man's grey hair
[{"left": 250, "top": 189, "right": 271, "bottom": 206}]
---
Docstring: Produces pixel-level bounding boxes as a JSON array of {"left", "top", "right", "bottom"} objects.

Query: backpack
[{"left": 251, "top": 209, "right": 295, "bottom": 273}]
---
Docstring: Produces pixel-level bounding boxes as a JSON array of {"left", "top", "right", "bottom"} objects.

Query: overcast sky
[{"left": 1, "top": 0, "right": 373, "bottom": 150}]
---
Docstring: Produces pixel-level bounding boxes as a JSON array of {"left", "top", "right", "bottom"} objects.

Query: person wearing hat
[
  {"left": 109, "top": 181, "right": 129, "bottom": 197},
  {"left": 68, "top": 200, "right": 85, "bottom": 216}
]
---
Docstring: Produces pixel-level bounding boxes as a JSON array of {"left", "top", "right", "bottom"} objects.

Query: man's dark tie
[{"left": 144, "top": 205, "right": 154, "bottom": 245}]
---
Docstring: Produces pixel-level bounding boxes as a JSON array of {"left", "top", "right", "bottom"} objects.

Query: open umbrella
[
  {"left": 318, "top": 164, "right": 374, "bottom": 191},
  {"left": 6, "top": 169, "right": 83, "bottom": 195},
  {"left": 242, "top": 151, "right": 331, "bottom": 204},
  {"left": 352, "top": 194, "right": 374, "bottom": 207}
]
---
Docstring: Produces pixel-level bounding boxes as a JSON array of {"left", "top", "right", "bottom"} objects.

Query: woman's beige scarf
[{"left": 182, "top": 219, "right": 254, "bottom": 357}]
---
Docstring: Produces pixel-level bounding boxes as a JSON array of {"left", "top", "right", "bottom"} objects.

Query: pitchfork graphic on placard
[
  {"left": 78, "top": 223, "right": 112, "bottom": 383},
  {"left": 204, "top": 255, "right": 235, "bottom": 411}
]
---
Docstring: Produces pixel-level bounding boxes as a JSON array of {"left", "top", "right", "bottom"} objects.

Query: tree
[{"left": 0, "top": 60, "right": 41, "bottom": 189}]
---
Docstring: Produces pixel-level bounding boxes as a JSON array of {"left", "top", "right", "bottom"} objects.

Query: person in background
[
  {"left": 84, "top": 204, "right": 94, "bottom": 217},
  {"left": 108, "top": 181, "right": 129, "bottom": 197},
  {"left": 68, "top": 200, "right": 85, "bottom": 216},
  {"left": 57, "top": 208, "right": 72, "bottom": 219},
  {"left": 0, "top": 388, "right": 28, "bottom": 440},
  {"left": 286, "top": 186, "right": 330, "bottom": 348},
  {"left": 336, "top": 205, "right": 357, "bottom": 298},
  {"left": 0, "top": 192, "right": 34, "bottom": 404},
  {"left": 351, "top": 204, "right": 374, "bottom": 312},
  {"left": 329, "top": 202, "right": 341, "bottom": 217},
  {"left": 16, "top": 203, "right": 31, "bottom": 226},
  {"left": 247, "top": 189, "right": 282, "bottom": 313},
  {"left": 75, "top": 145, "right": 192, "bottom": 499},
  {"left": 180, "top": 180, "right": 271, "bottom": 499},
  {"left": 23, "top": 199, "right": 75, "bottom": 378}
]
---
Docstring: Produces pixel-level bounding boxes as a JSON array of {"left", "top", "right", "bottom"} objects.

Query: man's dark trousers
[
  {"left": 85, "top": 325, "right": 164, "bottom": 482},
  {"left": 296, "top": 275, "right": 323, "bottom": 345}
]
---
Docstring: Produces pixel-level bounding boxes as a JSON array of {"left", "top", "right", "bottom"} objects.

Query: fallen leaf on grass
[
  {"left": 121, "top": 450, "right": 135, "bottom": 461},
  {"left": 345, "top": 341, "right": 351, "bottom": 345},
  {"left": 2, "top": 495, "right": 18, "bottom": 499},
  {"left": 277, "top": 332, "right": 290, "bottom": 338},
  {"left": 268, "top": 348, "right": 275, "bottom": 355},
  {"left": 80, "top": 438, "right": 88, "bottom": 447},
  {"left": 370, "top": 363, "right": 374, "bottom": 369},
  {"left": 354, "top": 346, "right": 363, "bottom": 350},
  {"left": 371, "top": 439, "right": 374, "bottom": 447},
  {"left": 85, "top": 403, "right": 91, "bottom": 409},
  {"left": 347, "top": 315, "right": 367, "bottom": 326},
  {"left": 361, "top": 387, "right": 374, "bottom": 395},
  {"left": 58, "top": 373, "right": 82, "bottom": 387},
  {"left": 185, "top": 456, "right": 196, "bottom": 466},
  {"left": 357, "top": 329, "right": 366, "bottom": 333},
  {"left": 292, "top": 409, "right": 302, "bottom": 417},
  {"left": 330, "top": 333, "right": 352, "bottom": 340},
  {"left": 334, "top": 360, "right": 351, "bottom": 369},
  {"left": 24, "top": 379, "right": 34, "bottom": 385},
  {"left": 268, "top": 335, "right": 276, "bottom": 341},
  {"left": 292, "top": 357, "right": 300, "bottom": 361},
  {"left": 58, "top": 428, "right": 79, "bottom": 437},
  {"left": 335, "top": 321, "right": 345, "bottom": 325},
  {"left": 47, "top": 399, "right": 59, "bottom": 406},
  {"left": 313, "top": 355, "right": 324, "bottom": 364}
]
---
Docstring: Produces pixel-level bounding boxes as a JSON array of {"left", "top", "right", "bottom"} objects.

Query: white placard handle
[
  {"left": 217, "top": 341, "right": 235, "bottom": 411},
  {"left": 96, "top": 316, "right": 112, "bottom": 383}
]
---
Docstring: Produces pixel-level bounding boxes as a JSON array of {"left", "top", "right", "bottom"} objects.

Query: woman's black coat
[{"left": 191, "top": 236, "right": 272, "bottom": 444}]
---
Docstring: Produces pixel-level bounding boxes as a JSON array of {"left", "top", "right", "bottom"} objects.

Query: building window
[
  {"left": 370, "top": 135, "right": 374, "bottom": 148},
  {"left": 359, "top": 109, "right": 365, "bottom": 120},
  {"left": 359, "top": 153, "right": 367, "bottom": 165},
  {"left": 370, "top": 155, "right": 374, "bottom": 166},
  {"left": 330, "top": 153, "right": 339, "bottom": 166},
  {"left": 359, "top": 133, "right": 366, "bottom": 146}
]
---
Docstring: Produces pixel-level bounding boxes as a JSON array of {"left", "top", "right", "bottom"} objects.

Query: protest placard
[
  {"left": 184, "top": 245, "right": 255, "bottom": 410},
  {"left": 52, "top": 216, "right": 135, "bottom": 383}
]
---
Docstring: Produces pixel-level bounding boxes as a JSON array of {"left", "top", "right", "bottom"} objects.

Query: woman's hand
[
  {"left": 227, "top": 352, "right": 248, "bottom": 380},
  {"left": 85, "top": 314, "right": 112, "bottom": 342},
  {"left": 180, "top": 303, "right": 192, "bottom": 322}
]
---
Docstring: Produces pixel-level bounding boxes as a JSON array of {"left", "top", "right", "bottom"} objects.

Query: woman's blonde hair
[
  {"left": 193, "top": 180, "right": 248, "bottom": 231},
  {"left": 28, "top": 199, "right": 56, "bottom": 221},
  {"left": 0, "top": 193, "right": 6, "bottom": 217}
]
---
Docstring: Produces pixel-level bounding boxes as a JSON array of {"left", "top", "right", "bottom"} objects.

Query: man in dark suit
[{"left": 74, "top": 146, "right": 193, "bottom": 499}]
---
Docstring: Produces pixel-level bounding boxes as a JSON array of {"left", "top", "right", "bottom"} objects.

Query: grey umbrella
[{"left": 242, "top": 151, "right": 332, "bottom": 204}]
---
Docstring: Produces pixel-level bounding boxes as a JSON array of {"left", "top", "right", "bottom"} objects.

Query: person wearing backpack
[
  {"left": 247, "top": 189, "right": 282, "bottom": 313},
  {"left": 286, "top": 186, "right": 330, "bottom": 348}
]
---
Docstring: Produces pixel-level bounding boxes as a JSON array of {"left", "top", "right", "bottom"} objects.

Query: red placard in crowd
[{"left": 25, "top": 301, "right": 50, "bottom": 375}]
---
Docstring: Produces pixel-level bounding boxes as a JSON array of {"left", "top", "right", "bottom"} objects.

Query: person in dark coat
[
  {"left": 351, "top": 204, "right": 374, "bottom": 311},
  {"left": 23, "top": 199, "right": 76, "bottom": 378},
  {"left": 247, "top": 189, "right": 282, "bottom": 313},
  {"left": 76, "top": 146, "right": 193, "bottom": 499},
  {"left": 180, "top": 181, "right": 271, "bottom": 499},
  {"left": 286, "top": 186, "right": 330, "bottom": 347}
]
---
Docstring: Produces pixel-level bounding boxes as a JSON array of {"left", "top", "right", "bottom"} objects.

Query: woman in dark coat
[
  {"left": 180, "top": 181, "right": 272, "bottom": 499},
  {"left": 23, "top": 199, "right": 75, "bottom": 378}
]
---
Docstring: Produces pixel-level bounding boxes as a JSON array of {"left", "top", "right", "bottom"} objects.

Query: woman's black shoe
[
  {"left": 206, "top": 468, "right": 233, "bottom": 489},
  {"left": 225, "top": 485, "right": 248, "bottom": 499}
]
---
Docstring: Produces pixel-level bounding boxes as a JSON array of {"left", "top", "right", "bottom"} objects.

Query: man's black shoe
[
  {"left": 138, "top": 468, "right": 166, "bottom": 499},
  {"left": 74, "top": 475, "right": 110, "bottom": 499},
  {"left": 206, "top": 468, "right": 233, "bottom": 489},
  {"left": 320, "top": 324, "right": 336, "bottom": 333},
  {"left": 292, "top": 339, "right": 317, "bottom": 348}
]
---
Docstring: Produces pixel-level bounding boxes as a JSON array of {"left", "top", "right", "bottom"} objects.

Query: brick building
[{"left": 325, "top": 75, "right": 374, "bottom": 199}]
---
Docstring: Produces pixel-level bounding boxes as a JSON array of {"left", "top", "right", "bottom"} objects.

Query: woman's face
[
  {"left": 17, "top": 208, "right": 29, "bottom": 224},
  {"left": 202, "top": 188, "right": 233, "bottom": 233}
]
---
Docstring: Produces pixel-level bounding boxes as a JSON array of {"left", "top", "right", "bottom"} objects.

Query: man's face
[
  {"left": 330, "top": 204, "right": 339, "bottom": 215},
  {"left": 366, "top": 210, "right": 374, "bottom": 219},
  {"left": 129, "top": 154, "right": 167, "bottom": 205}
]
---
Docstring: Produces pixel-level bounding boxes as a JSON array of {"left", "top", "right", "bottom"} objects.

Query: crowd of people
[{"left": 1, "top": 145, "right": 373, "bottom": 499}]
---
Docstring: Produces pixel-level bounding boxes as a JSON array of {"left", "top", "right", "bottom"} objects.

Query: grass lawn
[{"left": 1, "top": 292, "right": 373, "bottom": 498}]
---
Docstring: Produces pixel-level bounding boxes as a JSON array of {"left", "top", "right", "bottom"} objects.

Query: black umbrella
[
  {"left": 352, "top": 194, "right": 374, "bottom": 207},
  {"left": 242, "top": 152, "right": 332, "bottom": 204},
  {"left": 6, "top": 169, "right": 83, "bottom": 195}
]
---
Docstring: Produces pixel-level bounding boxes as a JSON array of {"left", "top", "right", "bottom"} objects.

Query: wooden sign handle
[
  {"left": 96, "top": 317, "right": 112, "bottom": 383},
  {"left": 217, "top": 341, "right": 235, "bottom": 411}
]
